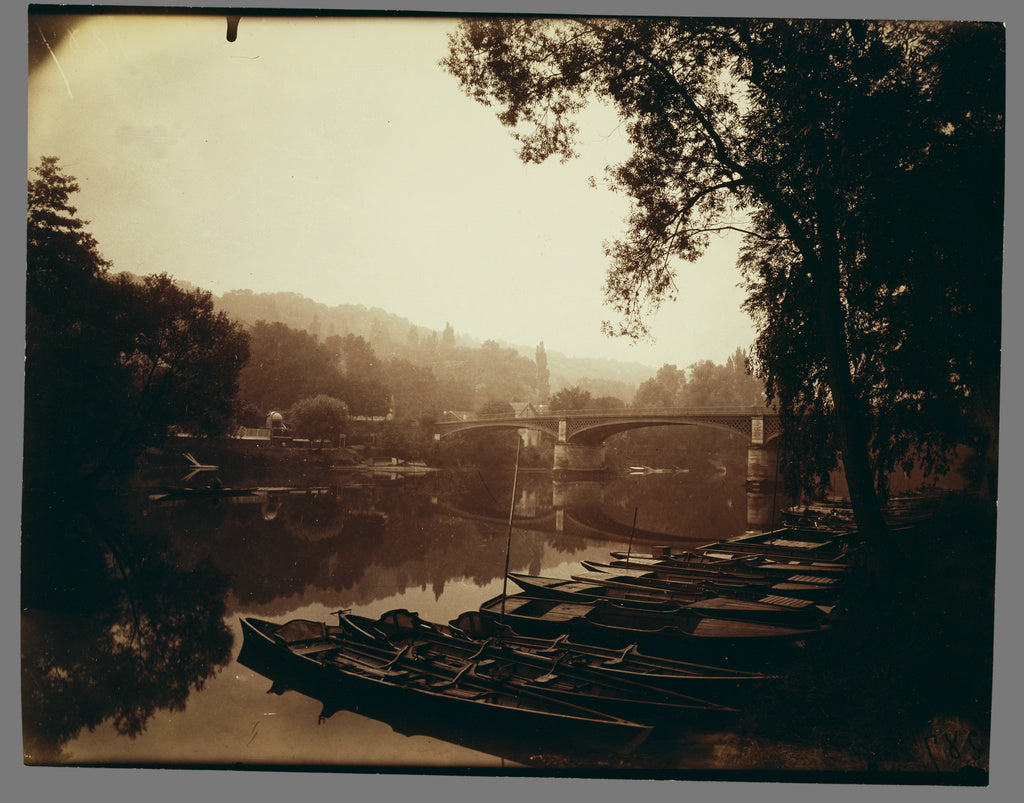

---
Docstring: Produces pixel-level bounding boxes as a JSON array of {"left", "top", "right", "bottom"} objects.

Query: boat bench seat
[{"left": 544, "top": 604, "right": 592, "bottom": 621}]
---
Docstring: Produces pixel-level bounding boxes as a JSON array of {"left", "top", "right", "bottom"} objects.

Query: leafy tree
[
  {"left": 288, "top": 394, "right": 349, "bottom": 448},
  {"left": 26, "top": 158, "right": 127, "bottom": 484},
  {"left": 535, "top": 341, "right": 551, "bottom": 401},
  {"left": 237, "top": 320, "right": 344, "bottom": 414},
  {"left": 549, "top": 385, "right": 592, "bottom": 412},
  {"left": 444, "top": 18, "right": 1004, "bottom": 564},
  {"left": 590, "top": 395, "right": 627, "bottom": 410},
  {"left": 326, "top": 333, "right": 390, "bottom": 415},
  {"left": 99, "top": 274, "right": 250, "bottom": 465},
  {"left": 633, "top": 364, "right": 686, "bottom": 408},
  {"left": 332, "top": 333, "right": 379, "bottom": 377},
  {"left": 383, "top": 357, "right": 452, "bottom": 424},
  {"left": 25, "top": 158, "right": 251, "bottom": 484},
  {"left": 685, "top": 359, "right": 739, "bottom": 407},
  {"left": 724, "top": 347, "right": 766, "bottom": 408},
  {"left": 441, "top": 321, "right": 456, "bottom": 349},
  {"left": 468, "top": 340, "right": 539, "bottom": 405}
]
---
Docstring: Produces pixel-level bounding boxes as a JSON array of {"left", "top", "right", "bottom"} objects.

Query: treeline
[
  {"left": 233, "top": 321, "right": 546, "bottom": 425},
  {"left": 216, "top": 289, "right": 649, "bottom": 403},
  {"left": 26, "top": 155, "right": 761, "bottom": 484},
  {"left": 548, "top": 349, "right": 764, "bottom": 411},
  {"left": 25, "top": 157, "right": 251, "bottom": 487}
]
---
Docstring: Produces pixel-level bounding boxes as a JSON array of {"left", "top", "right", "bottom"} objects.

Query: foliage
[
  {"left": 441, "top": 321, "right": 456, "bottom": 349},
  {"left": 384, "top": 357, "right": 454, "bottom": 423},
  {"left": 26, "top": 158, "right": 126, "bottom": 482},
  {"left": 214, "top": 289, "right": 657, "bottom": 412},
  {"left": 633, "top": 364, "right": 686, "bottom": 408},
  {"left": 25, "top": 157, "right": 251, "bottom": 484},
  {"left": 288, "top": 394, "right": 349, "bottom": 447},
  {"left": 535, "top": 341, "right": 551, "bottom": 401},
  {"left": 479, "top": 399, "right": 515, "bottom": 416},
  {"left": 329, "top": 333, "right": 391, "bottom": 416},
  {"left": 234, "top": 316, "right": 549, "bottom": 426},
  {"left": 589, "top": 395, "right": 627, "bottom": 410},
  {"left": 444, "top": 18, "right": 1004, "bottom": 559},
  {"left": 113, "top": 274, "right": 250, "bottom": 448},
  {"left": 548, "top": 385, "right": 593, "bottom": 411},
  {"left": 632, "top": 349, "right": 764, "bottom": 409},
  {"left": 236, "top": 321, "right": 343, "bottom": 414}
]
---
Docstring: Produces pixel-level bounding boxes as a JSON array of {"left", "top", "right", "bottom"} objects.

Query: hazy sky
[{"left": 28, "top": 11, "right": 756, "bottom": 368}]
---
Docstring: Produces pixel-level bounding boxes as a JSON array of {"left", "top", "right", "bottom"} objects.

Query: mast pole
[
  {"left": 625, "top": 507, "right": 639, "bottom": 566},
  {"left": 500, "top": 437, "right": 523, "bottom": 622}
]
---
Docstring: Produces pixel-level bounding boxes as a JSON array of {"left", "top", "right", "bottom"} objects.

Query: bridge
[
  {"left": 435, "top": 406, "right": 781, "bottom": 470},
  {"left": 435, "top": 407, "right": 785, "bottom": 529}
]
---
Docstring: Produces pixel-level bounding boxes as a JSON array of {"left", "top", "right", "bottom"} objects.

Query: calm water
[{"left": 22, "top": 460, "right": 756, "bottom": 771}]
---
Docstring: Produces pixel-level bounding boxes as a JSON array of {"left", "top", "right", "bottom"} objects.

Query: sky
[{"left": 30, "top": 10, "right": 753, "bottom": 370}]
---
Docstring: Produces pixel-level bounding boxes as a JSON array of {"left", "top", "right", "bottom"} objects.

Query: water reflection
[
  {"left": 22, "top": 464, "right": 756, "bottom": 768},
  {"left": 21, "top": 486, "right": 234, "bottom": 764}
]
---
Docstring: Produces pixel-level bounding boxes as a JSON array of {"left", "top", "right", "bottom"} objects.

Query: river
[{"left": 22, "top": 454, "right": 769, "bottom": 772}]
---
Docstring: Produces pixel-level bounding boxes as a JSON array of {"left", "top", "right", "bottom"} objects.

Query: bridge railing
[{"left": 437, "top": 406, "right": 777, "bottom": 425}]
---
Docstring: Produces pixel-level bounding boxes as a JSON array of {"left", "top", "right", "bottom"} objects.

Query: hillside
[{"left": 213, "top": 288, "right": 655, "bottom": 398}]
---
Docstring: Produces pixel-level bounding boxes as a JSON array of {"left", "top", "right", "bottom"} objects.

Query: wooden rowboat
[
  {"left": 329, "top": 609, "right": 737, "bottom": 728},
  {"left": 508, "top": 571, "right": 708, "bottom": 608},
  {"left": 608, "top": 551, "right": 848, "bottom": 580},
  {"left": 238, "top": 616, "right": 653, "bottom": 755},
  {"left": 447, "top": 609, "right": 770, "bottom": 703},
  {"left": 694, "top": 529, "right": 851, "bottom": 561},
  {"left": 476, "top": 593, "right": 827, "bottom": 668},
  {"left": 579, "top": 561, "right": 840, "bottom": 605},
  {"left": 571, "top": 566, "right": 835, "bottom": 623}
]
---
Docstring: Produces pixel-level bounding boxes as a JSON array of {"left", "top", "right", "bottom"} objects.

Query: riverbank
[
  {"left": 517, "top": 491, "right": 994, "bottom": 780},
  {"left": 710, "top": 492, "right": 994, "bottom": 778}
]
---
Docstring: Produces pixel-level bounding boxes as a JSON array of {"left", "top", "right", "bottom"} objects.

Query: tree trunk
[
  {"left": 812, "top": 260, "right": 895, "bottom": 573},
  {"left": 807, "top": 194, "right": 899, "bottom": 577}
]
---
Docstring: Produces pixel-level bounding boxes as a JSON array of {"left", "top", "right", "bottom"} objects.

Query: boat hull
[
  {"left": 238, "top": 617, "right": 652, "bottom": 757},
  {"left": 476, "top": 595, "right": 825, "bottom": 669}
]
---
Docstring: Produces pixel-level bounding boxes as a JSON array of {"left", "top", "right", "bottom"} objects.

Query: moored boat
[
  {"left": 694, "top": 529, "right": 851, "bottom": 562},
  {"left": 608, "top": 551, "right": 848, "bottom": 580},
  {"left": 329, "top": 609, "right": 737, "bottom": 728},
  {"left": 508, "top": 571, "right": 709, "bottom": 608},
  {"left": 446, "top": 609, "right": 771, "bottom": 702},
  {"left": 475, "top": 593, "right": 827, "bottom": 668},
  {"left": 579, "top": 560, "right": 840, "bottom": 605},
  {"left": 572, "top": 565, "right": 836, "bottom": 621},
  {"left": 238, "top": 616, "right": 653, "bottom": 755}
]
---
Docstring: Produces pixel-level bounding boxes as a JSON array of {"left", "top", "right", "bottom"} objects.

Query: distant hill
[{"left": 213, "top": 288, "right": 655, "bottom": 398}]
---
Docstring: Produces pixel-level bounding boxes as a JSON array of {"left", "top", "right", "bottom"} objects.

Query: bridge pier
[
  {"left": 746, "top": 444, "right": 782, "bottom": 531},
  {"left": 553, "top": 442, "right": 606, "bottom": 473}
]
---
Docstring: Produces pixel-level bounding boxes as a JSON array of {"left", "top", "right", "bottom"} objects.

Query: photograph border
[{"left": 9, "top": 0, "right": 1019, "bottom": 800}]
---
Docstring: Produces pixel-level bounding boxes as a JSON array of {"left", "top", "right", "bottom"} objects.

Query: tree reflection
[{"left": 21, "top": 487, "right": 233, "bottom": 763}]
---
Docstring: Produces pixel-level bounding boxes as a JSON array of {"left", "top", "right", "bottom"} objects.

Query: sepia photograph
[{"left": 21, "top": 2, "right": 1006, "bottom": 789}]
